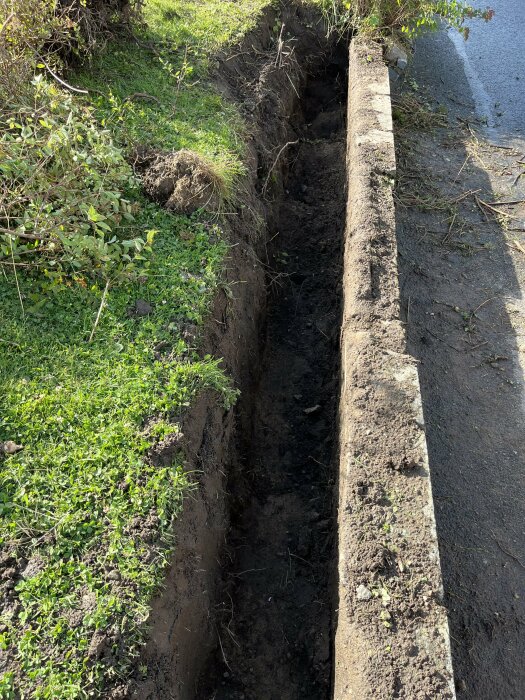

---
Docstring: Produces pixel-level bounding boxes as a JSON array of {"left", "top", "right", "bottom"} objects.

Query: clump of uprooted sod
[{"left": 0, "top": 0, "right": 272, "bottom": 696}]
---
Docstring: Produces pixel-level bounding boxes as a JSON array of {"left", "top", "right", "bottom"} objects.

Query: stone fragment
[
  {"left": 385, "top": 42, "right": 408, "bottom": 69},
  {"left": 356, "top": 584, "right": 372, "bottom": 601},
  {"left": 303, "top": 405, "right": 321, "bottom": 415},
  {"left": 1, "top": 441, "right": 23, "bottom": 456}
]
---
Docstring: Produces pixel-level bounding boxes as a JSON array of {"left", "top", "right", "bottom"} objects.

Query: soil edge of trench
[
  {"left": 114, "top": 6, "right": 343, "bottom": 699},
  {"left": 333, "top": 39, "right": 456, "bottom": 700},
  {"left": 110, "top": 20, "right": 457, "bottom": 698}
]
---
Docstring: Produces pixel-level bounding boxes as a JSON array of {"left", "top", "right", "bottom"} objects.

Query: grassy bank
[{"left": 0, "top": 1, "right": 271, "bottom": 697}]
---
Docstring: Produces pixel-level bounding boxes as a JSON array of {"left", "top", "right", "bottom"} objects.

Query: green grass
[
  {"left": 145, "top": 0, "right": 274, "bottom": 52},
  {"left": 76, "top": 49, "right": 246, "bottom": 190},
  {"left": 75, "top": 0, "right": 275, "bottom": 191},
  {"left": 0, "top": 208, "right": 237, "bottom": 698},
  {"left": 0, "top": 0, "right": 274, "bottom": 697}
]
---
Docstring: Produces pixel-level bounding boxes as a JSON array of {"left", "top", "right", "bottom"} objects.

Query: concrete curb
[{"left": 334, "top": 40, "right": 456, "bottom": 699}]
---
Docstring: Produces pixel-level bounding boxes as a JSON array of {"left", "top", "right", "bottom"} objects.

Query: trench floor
[{"left": 198, "top": 68, "right": 346, "bottom": 699}]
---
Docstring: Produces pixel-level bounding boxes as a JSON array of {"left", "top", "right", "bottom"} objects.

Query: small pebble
[
  {"left": 356, "top": 584, "right": 372, "bottom": 601},
  {"left": 304, "top": 404, "right": 321, "bottom": 415}
]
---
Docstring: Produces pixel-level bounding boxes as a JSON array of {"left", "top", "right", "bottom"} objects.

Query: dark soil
[
  {"left": 137, "top": 149, "right": 222, "bottom": 214},
  {"left": 395, "top": 32, "right": 525, "bottom": 700},
  {"left": 120, "top": 9, "right": 348, "bottom": 698},
  {"left": 198, "top": 63, "right": 347, "bottom": 699}
]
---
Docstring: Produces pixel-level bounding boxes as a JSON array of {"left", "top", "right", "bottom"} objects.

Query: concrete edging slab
[{"left": 334, "top": 40, "right": 456, "bottom": 699}]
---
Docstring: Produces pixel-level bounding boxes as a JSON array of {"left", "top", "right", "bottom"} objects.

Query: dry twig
[
  {"left": 88, "top": 280, "right": 110, "bottom": 343},
  {"left": 262, "top": 140, "right": 299, "bottom": 196},
  {"left": 0, "top": 12, "right": 14, "bottom": 37},
  {"left": 477, "top": 197, "right": 523, "bottom": 221},
  {"left": 32, "top": 48, "right": 90, "bottom": 95},
  {"left": 491, "top": 531, "right": 525, "bottom": 569}
]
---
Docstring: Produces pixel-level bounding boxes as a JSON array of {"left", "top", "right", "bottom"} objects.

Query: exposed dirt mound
[{"left": 139, "top": 149, "right": 222, "bottom": 214}]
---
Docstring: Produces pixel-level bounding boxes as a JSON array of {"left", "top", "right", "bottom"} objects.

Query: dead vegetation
[
  {"left": 393, "top": 105, "right": 525, "bottom": 254},
  {"left": 394, "top": 158, "right": 455, "bottom": 213},
  {"left": 0, "top": 0, "right": 142, "bottom": 101},
  {"left": 392, "top": 93, "right": 448, "bottom": 131}
]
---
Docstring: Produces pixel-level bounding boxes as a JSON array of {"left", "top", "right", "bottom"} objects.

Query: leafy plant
[
  {"left": 0, "top": 212, "right": 235, "bottom": 698},
  {"left": 316, "top": 0, "right": 494, "bottom": 37},
  {"left": 0, "top": 0, "right": 71, "bottom": 100},
  {"left": 0, "top": 77, "right": 154, "bottom": 286}
]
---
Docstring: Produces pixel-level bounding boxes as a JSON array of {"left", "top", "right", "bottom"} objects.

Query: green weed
[
  {"left": 0, "top": 210, "right": 237, "bottom": 696},
  {"left": 313, "top": 0, "right": 494, "bottom": 37},
  {"left": 0, "top": 2, "right": 274, "bottom": 694},
  {"left": 0, "top": 77, "right": 152, "bottom": 284},
  {"left": 75, "top": 43, "right": 246, "bottom": 192}
]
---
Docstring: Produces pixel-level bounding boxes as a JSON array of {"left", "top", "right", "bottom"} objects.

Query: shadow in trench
[{"left": 197, "top": 56, "right": 348, "bottom": 700}]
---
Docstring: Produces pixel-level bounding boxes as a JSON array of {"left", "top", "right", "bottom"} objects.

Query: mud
[{"left": 197, "top": 62, "right": 347, "bottom": 700}]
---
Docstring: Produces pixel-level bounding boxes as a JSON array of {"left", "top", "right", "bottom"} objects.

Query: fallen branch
[
  {"left": 476, "top": 196, "right": 523, "bottom": 221},
  {"left": 507, "top": 240, "right": 525, "bottom": 255},
  {"left": 32, "top": 49, "right": 90, "bottom": 95},
  {"left": 0, "top": 227, "right": 50, "bottom": 242},
  {"left": 487, "top": 141, "right": 515, "bottom": 151},
  {"left": 486, "top": 199, "right": 525, "bottom": 206},
  {"left": 474, "top": 194, "right": 489, "bottom": 221},
  {"left": 425, "top": 327, "right": 462, "bottom": 353},
  {"left": 215, "top": 625, "right": 232, "bottom": 672},
  {"left": 0, "top": 12, "right": 14, "bottom": 37},
  {"left": 441, "top": 212, "right": 456, "bottom": 245},
  {"left": 453, "top": 154, "right": 470, "bottom": 183},
  {"left": 451, "top": 188, "right": 480, "bottom": 203},
  {"left": 9, "top": 238, "right": 24, "bottom": 318}
]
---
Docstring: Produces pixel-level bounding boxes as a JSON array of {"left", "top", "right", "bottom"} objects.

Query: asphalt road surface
[
  {"left": 399, "top": 9, "right": 525, "bottom": 699},
  {"left": 451, "top": 0, "right": 525, "bottom": 140}
]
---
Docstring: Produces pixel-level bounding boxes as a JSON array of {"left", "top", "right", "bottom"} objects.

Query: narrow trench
[{"left": 199, "top": 59, "right": 347, "bottom": 700}]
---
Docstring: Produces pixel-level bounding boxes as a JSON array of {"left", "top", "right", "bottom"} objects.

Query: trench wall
[
  {"left": 334, "top": 40, "right": 456, "bottom": 699},
  {"left": 120, "top": 17, "right": 457, "bottom": 699},
  {"left": 122, "top": 6, "right": 335, "bottom": 698}
]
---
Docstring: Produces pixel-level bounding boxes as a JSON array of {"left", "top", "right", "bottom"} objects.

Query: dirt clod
[
  {"left": 1, "top": 440, "right": 23, "bottom": 456},
  {"left": 128, "top": 299, "right": 153, "bottom": 317},
  {"left": 140, "top": 149, "right": 222, "bottom": 214}
]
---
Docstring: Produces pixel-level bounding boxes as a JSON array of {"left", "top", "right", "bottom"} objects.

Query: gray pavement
[
  {"left": 452, "top": 0, "right": 525, "bottom": 140},
  {"left": 397, "top": 10, "right": 525, "bottom": 699}
]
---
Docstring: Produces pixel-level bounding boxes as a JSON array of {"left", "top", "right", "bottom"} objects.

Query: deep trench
[{"left": 199, "top": 60, "right": 347, "bottom": 699}]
